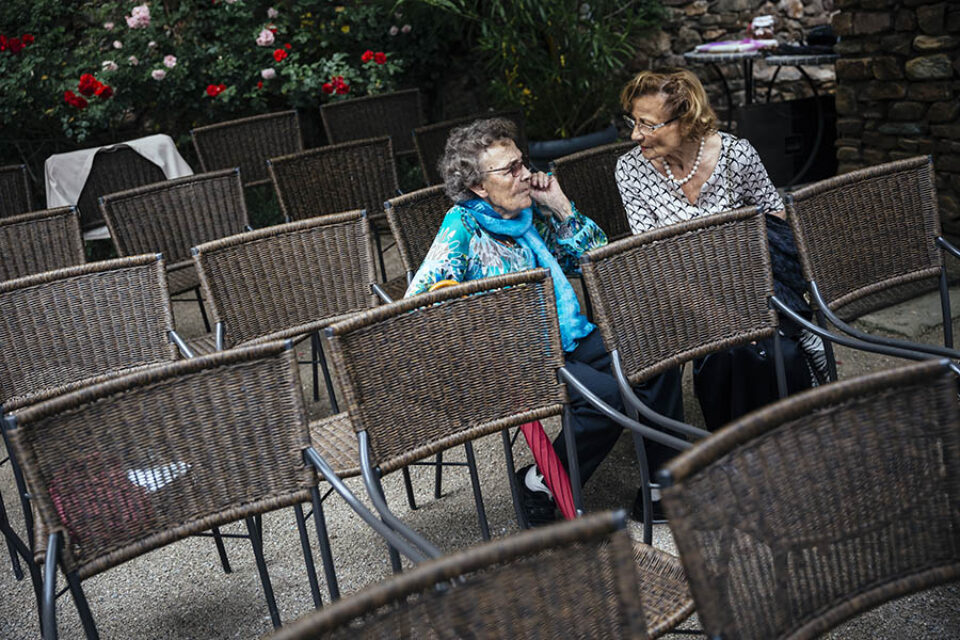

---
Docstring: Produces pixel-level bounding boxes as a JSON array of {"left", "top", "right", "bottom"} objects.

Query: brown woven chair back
[
  {"left": 75, "top": 146, "right": 167, "bottom": 231},
  {"left": 191, "top": 110, "right": 303, "bottom": 187},
  {"left": 5, "top": 341, "right": 315, "bottom": 579},
  {"left": 0, "top": 207, "right": 84, "bottom": 282},
  {"left": 100, "top": 169, "right": 250, "bottom": 294},
  {"left": 580, "top": 206, "right": 777, "bottom": 383},
  {"left": 661, "top": 359, "right": 960, "bottom": 640},
  {"left": 0, "top": 254, "right": 177, "bottom": 412},
  {"left": 324, "top": 269, "right": 567, "bottom": 474},
  {"left": 413, "top": 109, "right": 528, "bottom": 185},
  {"left": 551, "top": 140, "right": 634, "bottom": 241},
  {"left": 268, "top": 137, "right": 398, "bottom": 224},
  {"left": 0, "top": 163, "right": 34, "bottom": 218},
  {"left": 193, "top": 210, "right": 378, "bottom": 348},
  {"left": 384, "top": 184, "right": 450, "bottom": 275},
  {"left": 320, "top": 89, "right": 423, "bottom": 156},
  {"left": 269, "top": 511, "right": 647, "bottom": 640},
  {"left": 786, "top": 155, "right": 941, "bottom": 322}
]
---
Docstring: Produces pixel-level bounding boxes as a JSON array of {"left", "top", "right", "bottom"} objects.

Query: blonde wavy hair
[{"left": 620, "top": 68, "right": 718, "bottom": 141}]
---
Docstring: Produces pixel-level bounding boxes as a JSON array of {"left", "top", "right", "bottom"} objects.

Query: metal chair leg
[
  {"left": 401, "top": 467, "right": 417, "bottom": 510},
  {"left": 372, "top": 475, "right": 403, "bottom": 574},
  {"left": 294, "top": 504, "right": 323, "bottom": 608},
  {"left": 309, "top": 486, "right": 340, "bottom": 601},
  {"left": 501, "top": 428, "right": 529, "bottom": 530},
  {"left": 42, "top": 533, "right": 59, "bottom": 640},
  {"left": 433, "top": 451, "right": 443, "bottom": 499},
  {"left": 194, "top": 286, "right": 211, "bottom": 333},
  {"left": 245, "top": 516, "right": 281, "bottom": 628},
  {"left": 310, "top": 332, "right": 321, "bottom": 402},
  {"left": 65, "top": 569, "right": 98, "bottom": 640},
  {"left": 463, "top": 442, "right": 490, "bottom": 541},
  {"left": 210, "top": 527, "right": 232, "bottom": 573}
]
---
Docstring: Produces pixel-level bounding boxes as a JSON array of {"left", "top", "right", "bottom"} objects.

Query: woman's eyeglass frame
[
  {"left": 623, "top": 114, "right": 681, "bottom": 133},
  {"left": 481, "top": 158, "right": 527, "bottom": 178}
]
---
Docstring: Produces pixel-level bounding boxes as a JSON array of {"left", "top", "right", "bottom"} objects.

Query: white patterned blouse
[{"left": 615, "top": 131, "right": 783, "bottom": 235}]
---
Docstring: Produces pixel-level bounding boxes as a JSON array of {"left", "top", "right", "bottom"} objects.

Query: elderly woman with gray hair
[{"left": 405, "top": 117, "right": 683, "bottom": 526}]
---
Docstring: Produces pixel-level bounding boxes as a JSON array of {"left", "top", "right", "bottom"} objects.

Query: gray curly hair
[{"left": 439, "top": 117, "right": 519, "bottom": 203}]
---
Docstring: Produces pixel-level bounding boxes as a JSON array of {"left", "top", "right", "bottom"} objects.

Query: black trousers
[{"left": 553, "top": 329, "right": 684, "bottom": 486}]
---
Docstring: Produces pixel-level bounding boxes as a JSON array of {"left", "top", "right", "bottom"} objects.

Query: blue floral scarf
[{"left": 463, "top": 198, "right": 594, "bottom": 352}]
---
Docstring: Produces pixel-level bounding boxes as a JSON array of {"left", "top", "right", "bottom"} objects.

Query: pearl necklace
[{"left": 663, "top": 137, "right": 705, "bottom": 186}]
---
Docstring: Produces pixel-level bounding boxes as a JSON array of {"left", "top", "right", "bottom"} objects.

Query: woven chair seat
[
  {"left": 185, "top": 334, "right": 217, "bottom": 356},
  {"left": 380, "top": 275, "right": 408, "bottom": 302},
  {"left": 633, "top": 542, "right": 695, "bottom": 638},
  {"left": 167, "top": 265, "right": 200, "bottom": 296},
  {"left": 309, "top": 413, "right": 360, "bottom": 478}
]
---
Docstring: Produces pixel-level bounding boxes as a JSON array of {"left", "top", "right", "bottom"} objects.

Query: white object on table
[{"left": 44, "top": 133, "right": 193, "bottom": 240}]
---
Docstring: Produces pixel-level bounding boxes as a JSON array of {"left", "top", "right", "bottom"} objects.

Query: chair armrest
[
  {"left": 356, "top": 432, "right": 445, "bottom": 560},
  {"left": 168, "top": 330, "right": 195, "bottom": 358},
  {"left": 937, "top": 236, "right": 960, "bottom": 261},
  {"left": 304, "top": 447, "right": 431, "bottom": 564}
]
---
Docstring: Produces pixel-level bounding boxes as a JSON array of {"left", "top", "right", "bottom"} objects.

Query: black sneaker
[
  {"left": 631, "top": 488, "right": 667, "bottom": 524},
  {"left": 516, "top": 465, "right": 558, "bottom": 528}
]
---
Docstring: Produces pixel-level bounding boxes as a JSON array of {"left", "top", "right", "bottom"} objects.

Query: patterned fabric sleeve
[
  {"left": 533, "top": 202, "right": 608, "bottom": 275},
  {"left": 616, "top": 152, "right": 658, "bottom": 234},
  {"left": 736, "top": 138, "right": 785, "bottom": 214},
  {"left": 404, "top": 208, "right": 471, "bottom": 297}
]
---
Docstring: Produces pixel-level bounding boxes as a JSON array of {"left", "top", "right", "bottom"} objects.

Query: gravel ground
[{"left": 1, "top": 237, "right": 958, "bottom": 639}]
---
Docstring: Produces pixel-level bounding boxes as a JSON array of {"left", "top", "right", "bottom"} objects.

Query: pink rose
[
  {"left": 256, "top": 28, "right": 275, "bottom": 47},
  {"left": 103, "top": 22, "right": 115, "bottom": 31},
  {"left": 163, "top": 54, "right": 177, "bottom": 68},
  {"left": 128, "top": 55, "right": 139, "bottom": 65},
  {"left": 113, "top": 40, "right": 123, "bottom": 49},
  {"left": 151, "top": 69, "right": 166, "bottom": 80},
  {"left": 401, "top": 24, "right": 412, "bottom": 34},
  {"left": 261, "top": 67, "right": 276, "bottom": 80},
  {"left": 126, "top": 5, "right": 151, "bottom": 29},
  {"left": 267, "top": 7, "right": 279, "bottom": 18},
  {"left": 102, "top": 60, "right": 118, "bottom": 72},
  {"left": 388, "top": 25, "right": 398, "bottom": 36},
  {"left": 147, "top": 41, "right": 157, "bottom": 49}
]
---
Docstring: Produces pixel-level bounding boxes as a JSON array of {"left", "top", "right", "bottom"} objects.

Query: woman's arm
[{"left": 404, "top": 209, "right": 471, "bottom": 297}]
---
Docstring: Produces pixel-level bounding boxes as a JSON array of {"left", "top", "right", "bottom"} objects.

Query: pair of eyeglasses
[
  {"left": 481, "top": 158, "right": 527, "bottom": 178},
  {"left": 622, "top": 114, "right": 680, "bottom": 133}
]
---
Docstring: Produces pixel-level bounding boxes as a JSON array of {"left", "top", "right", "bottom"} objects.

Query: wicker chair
[
  {"left": 191, "top": 110, "right": 303, "bottom": 187},
  {"left": 321, "top": 269, "right": 694, "bottom": 638},
  {"left": 0, "top": 255, "right": 184, "bottom": 589},
  {"left": 269, "top": 511, "right": 675, "bottom": 640},
  {"left": 0, "top": 207, "right": 84, "bottom": 282},
  {"left": 75, "top": 146, "right": 167, "bottom": 236},
  {"left": 382, "top": 184, "right": 450, "bottom": 300},
  {"left": 550, "top": 140, "right": 635, "bottom": 241},
  {"left": 413, "top": 109, "right": 528, "bottom": 186},
  {"left": 659, "top": 358, "right": 960, "bottom": 640},
  {"left": 99, "top": 168, "right": 251, "bottom": 332},
  {"left": 320, "top": 89, "right": 423, "bottom": 157},
  {"left": 0, "top": 164, "right": 34, "bottom": 218},
  {"left": 268, "top": 136, "right": 399, "bottom": 285},
  {"left": 785, "top": 155, "right": 960, "bottom": 378},
  {"left": 3, "top": 342, "right": 340, "bottom": 638}
]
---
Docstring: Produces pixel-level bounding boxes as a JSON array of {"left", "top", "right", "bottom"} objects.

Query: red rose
[
  {"left": 206, "top": 84, "right": 219, "bottom": 97},
  {"left": 361, "top": 49, "right": 374, "bottom": 63},
  {"left": 268, "top": 26, "right": 277, "bottom": 33},
  {"left": 78, "top": 74, "right": 102, "bottom": 96},
  {"left": 273, "top": 49, "right": 287, "bottom": 62},
  {"left": 374, "top": 52, "right": 387, "bottom": 65},
  {"left": 22, "top": 34, "right": 34, "bottom": 45},
  {"left": 321, "top": 82, "right": 334, "bottom": 94},
  {"left": 217, "top": 83, "right": 226, "bottom": 93},
  {"left": 95, "top": 84, "right": 113, "bottom": 99},
  {"left": 284, "top": 42, "right": 291, "bottom": 50},
  {"left": 64, "top": 91, "right": 87, "bottom": 109},
  {"left": 8, "top": 37, "right": 22, "bottom": 54},
  {"left": 335, "top": 83, "right": 349, "bottom": 95},
  {"left": 257, "top": 80, "right": 263, "bottom": 89},
  {"left": 63, "top": 90, "right": 76, "bottom": 104},
  {"left": 0, "top": 35, "right": 7, "bottom": 51}
]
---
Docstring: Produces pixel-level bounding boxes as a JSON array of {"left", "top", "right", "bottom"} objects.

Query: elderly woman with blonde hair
[{"left": 615, "top": 68, "right": 826, "bottom": 519}]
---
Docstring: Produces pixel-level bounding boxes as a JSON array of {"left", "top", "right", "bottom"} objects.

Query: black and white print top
[{"left": 615, "top": 131, "right": 784, "bottom": 234}]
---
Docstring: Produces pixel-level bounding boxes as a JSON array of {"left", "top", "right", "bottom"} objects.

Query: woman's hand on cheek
[{"left": 529, "top": 172, "right": 573, "bottom": 220}]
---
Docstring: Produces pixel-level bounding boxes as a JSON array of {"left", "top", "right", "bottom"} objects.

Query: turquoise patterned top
[{"left": 404, "top": 201, "right": 609, "bottom": 350}]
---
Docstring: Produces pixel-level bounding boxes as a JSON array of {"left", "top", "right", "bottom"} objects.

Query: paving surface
[{"left": 1, "top": 237, "right": 959, "bottom": 639}]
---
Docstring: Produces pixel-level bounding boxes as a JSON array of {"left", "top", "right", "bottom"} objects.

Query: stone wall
[
  {"left": 830, "top": 0, "right": 960, "bottom": 235},
  {"left": 634, "top": 0, "right": 838, "bottom": 123}
]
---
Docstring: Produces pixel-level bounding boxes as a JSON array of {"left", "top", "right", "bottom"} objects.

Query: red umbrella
[{"left": 519, "top": 420, "right": 576, "bottom": 520}]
